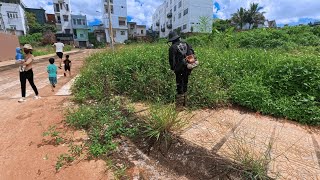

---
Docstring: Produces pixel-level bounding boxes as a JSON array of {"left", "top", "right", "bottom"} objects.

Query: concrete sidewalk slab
[{"left": 179, "top": 108, "right": 320, "bottom": 179}]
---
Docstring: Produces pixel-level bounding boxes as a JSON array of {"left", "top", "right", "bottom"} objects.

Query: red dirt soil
[{"left": 0, "top": 50, "right": 112, "bottom": 180}]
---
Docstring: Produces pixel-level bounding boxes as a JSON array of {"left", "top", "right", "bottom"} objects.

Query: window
[
  {"left": 183, "top": 8, "right": 188, "bottom": 16},
  {"left": 10, "top": 25, "right": 16, "bottom": 30},
  {"left": 173, "top": 16, "right": 175, "bottom": 22},
  {"left": 183, "top": 24, "right": 187, "bottom": 30},
  {"left": 66, "top": 4, "right": 69, "bottom": 11},
  {"left": 7, "top": 12, "right": 18, "bottom": 19},
  {"left": 57, "top": 16, "right": 61, "bottom": 23},
  {"left": 174, "top": 5, "right": 176, "bottom": 11},
  {"left": 105, "top": 5, "right": 114, "bottom": 14},
  {"left": 120, "top": 31, "right": 125, "bottom": 35},
  {"left": 166, "top": 2, "right": 168, "bottom": 7},
  {"left": 77, "top": 19, "right": 81, "bottom": 25},
  {"left": 63, "top": 15, "right": 69, "bottom": 22},
  {"left": 60, "top": 3, "right": 63, "bottom": 10},
  {"left": 65, "top": 29, "right": 71, "bottom": 34},
  {"left": 119, "top": 20, "right": 126, "bottom": 26},
  {"left": 80, "top": 34, "right": 84, "bottom": 38},
  {"left": 178, "top": 13, "right": 181, "bottom": 19},
  {"left": 178, "top": 1, "right": 182, "bottom": 8},
  {"left": 82, "top": 20, "right": 86, "bottom": 25},
  {"left": 73, "top": 19, "right": 76, "bottom": 25},
  {"left": 141, "top": 30, "right": 144, "bottom": 34},
  {"left": 55, "top": 4, "right": 60, "bottom": 12}
]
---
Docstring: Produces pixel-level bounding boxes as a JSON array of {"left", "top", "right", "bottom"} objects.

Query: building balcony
[
  {"left": 161, "top": 27, "right": 165, "bottom": 32},
  {"left": 167, "top": 24, "right": 172, "bottom": 29},
  {"left": 167, "top": 12, "right": 172, "bottom": 18}
]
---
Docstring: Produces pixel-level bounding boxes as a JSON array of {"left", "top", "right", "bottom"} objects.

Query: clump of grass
[
  {"left": 143, "top": 104, "right": 186, "bottom": 152},
  {"left": 226, "top": 133, "right": 275, "bottom": 179}
]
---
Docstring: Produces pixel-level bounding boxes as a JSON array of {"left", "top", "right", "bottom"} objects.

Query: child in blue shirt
[
  {"left": 15, "top": 47, "right": 25, "bottom": 72},
  {"left": 47, "top": 58, "right": 58, "bottom": 92}
]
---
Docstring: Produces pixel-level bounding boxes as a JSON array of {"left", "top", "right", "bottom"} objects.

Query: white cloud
[
  {"left": 127, "top": 0, "right": 163, "bottom": 26},
  {"left": 214, "top": 0, "right": 320, "bottom": 24}
]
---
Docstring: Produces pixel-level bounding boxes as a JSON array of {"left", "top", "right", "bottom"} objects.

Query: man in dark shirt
[
  {"left": 63, "top": 55, "right": 72, "bottom": 77},
  {"left": 168, "top": 31, "right": 194, "bottom": 109}
]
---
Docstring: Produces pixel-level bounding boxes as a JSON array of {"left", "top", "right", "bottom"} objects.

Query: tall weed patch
[{"left": 73, "top": 40, "right": 320, "bottom": 125}]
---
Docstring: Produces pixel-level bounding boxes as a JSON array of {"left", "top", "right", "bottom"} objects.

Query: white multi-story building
[
  {"left": 128, "top": 22, "right": 146, "bottom": 38},
  {"left": 53, "top": 0, "right": 72, "bottom": 34},
  {"left": 0, "top": 0, "right": 27, "bottom": 36},
  {"left": 152, "top": 0, "right": 213, "bottom": 38},
  {"left": 101, "top": 0, "right": 128, "bottom": 43}
]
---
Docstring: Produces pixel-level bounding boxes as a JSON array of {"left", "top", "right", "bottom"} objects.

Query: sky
[{"left": 23, "top": 0, "right": 320, "bottom": 27}]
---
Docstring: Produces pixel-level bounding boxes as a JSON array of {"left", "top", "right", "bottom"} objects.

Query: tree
[
  {"left": 231, "top": 7, "right": 246, "bottom": 29},
  {"left": 197, "top": 16, "right": 211, "bottom": 33},
  {"left": 26, "top": 12, "right": 57, "bottom": 34},
  {"left": 246, "top": 3, "right": 265, "bottom": 29},
  {"left": 212, "top": 19, "right": 232, "bottom": 32}
]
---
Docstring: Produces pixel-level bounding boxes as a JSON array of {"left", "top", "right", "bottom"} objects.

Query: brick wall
[{"left": 0, "top": 33, "right": 20, "bottom": 62}]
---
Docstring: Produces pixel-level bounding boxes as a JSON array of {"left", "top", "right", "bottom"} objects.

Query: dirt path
[{"left": 0, "top": 49, "right": 112, "bottom": 180}]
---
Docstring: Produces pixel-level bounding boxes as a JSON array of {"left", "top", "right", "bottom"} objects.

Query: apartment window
[
  {"left": 66, "top": 4, "right": 69, "bottom": 11},
  {"left": 7, "top": 12, "right": 18, "bottom": 19},
  {"left": 60, "top": 3, "right": 63, "bottom": 10},
  {"left": 178, "top": 1, "right": 182, "bottom": 8},
  {"left": 80, "top": 34, "right": 84, "bottom": 38},
  {"left": 183, "top": 24, "right": 187, "bottom": 30},
  {"left": 65, "top": 29, "right": 71, "bottom": 34},
  {"left": 82, "top": 19, "right": 86, "bottom": 25},
  {"left": 105, "top": 5, "right": 114, "bottom": 14},
  {"left": 55, "top": 4, "right": 60, "bottom": 12},
  {"left": 119, "top": 20, "right": 126, "bottom": 26},
  {"left": 183, "top": 8, "right": 188, "bottom": 16},
  {"left": 174, "top": 5, "right": 176, "bottom": 11},
  {"left": 77, "top": 19, "right": 81, "bottom": 25},
  {"left": 170, "top": 0, "right": 172, "bottom": 4},
  {"left": 173, "top": 16, "right": 175, "bottom": 22},
  {"left": 73, "top": 19, "right": 76, "bottom": 25},
  {"left": 141, "top": 30, "right": 144, "bottom": 34},
  {"left": 178, "top": 13, "right": 181, "bottom": 19},
  {"left": 57, "top": 16, "right": 61, "bottom": 23},
  {"left": 166, "top": 2, "right": 168, "bottom": 7},
  {"left": 63, "top": 15, "right": 69, "bottom": 22},
  {"left": 120, "top": 31, "right": 125, "bottom": 35},
  {"left": 10, "top": 25, "right": 16, "bottom": 30}
]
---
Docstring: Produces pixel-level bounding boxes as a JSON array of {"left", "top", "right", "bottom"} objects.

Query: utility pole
[{"left": 107, "top": 0, "right": 114, "bottom": 51}]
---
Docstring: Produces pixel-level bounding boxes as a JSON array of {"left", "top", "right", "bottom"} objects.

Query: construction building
[
  {"left": 71, "top": 14, "right": 89, "bottom": 47},
  {"left": 128, "top": 22, "right": 146, "bottom": 38},
  {"left": 53, "top": 0, "right": 73, "bottom": 42}
]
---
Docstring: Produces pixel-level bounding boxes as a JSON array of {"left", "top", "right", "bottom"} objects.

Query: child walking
[
  {"left": 47, "top": 58, "right": 58, "bottom": 92},
  {"left": 63, "top": 55, "right": 72, "bottom": 77}
]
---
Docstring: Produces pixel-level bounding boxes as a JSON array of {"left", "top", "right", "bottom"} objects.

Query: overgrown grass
[
  {"left": 66, "top": 97, "right": 137, "bottom": 158},
  {"left": 73, "top": 42, "right": 320, "bottom": 125},
  {"left": 144, "top": 104, "right": 186, "bottom": 142}
]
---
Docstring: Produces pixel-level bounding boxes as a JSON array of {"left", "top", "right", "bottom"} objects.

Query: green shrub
[{"left": 19, "top": 33, "right": 43, "bottom": 46}]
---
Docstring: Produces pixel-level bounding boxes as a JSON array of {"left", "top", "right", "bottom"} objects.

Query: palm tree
[
  {"left": 231, "top": 7, "right": 246, "bottom": 30},
  {"left": 246, "top": 3, "right": 265, "bottom": 29}
]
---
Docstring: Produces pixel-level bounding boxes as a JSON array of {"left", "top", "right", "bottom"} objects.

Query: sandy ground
[{"left": 0, "top": 49, "right": 112, "bottom": 180}]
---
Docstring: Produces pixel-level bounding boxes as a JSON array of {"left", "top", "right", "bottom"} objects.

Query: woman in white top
[{"left": 16, "top": 44, "right": 40, "bottom": 103}]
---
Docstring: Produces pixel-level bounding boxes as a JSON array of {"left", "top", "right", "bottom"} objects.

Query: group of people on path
[
  {"left": 15, "top": 33, "right": 194, "bottom": 109},
  {"left": 15, "top": 39, "right": 72, "bottom": 103}
]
